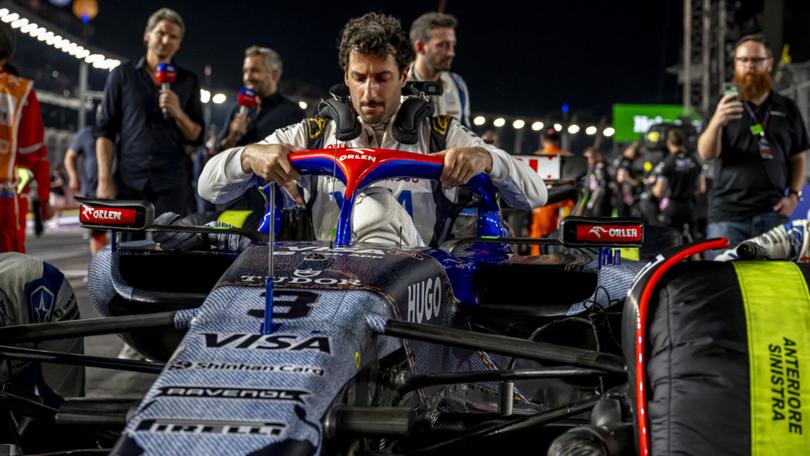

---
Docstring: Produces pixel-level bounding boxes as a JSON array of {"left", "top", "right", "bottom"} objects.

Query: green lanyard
[{"left": 744, "top": 102, "right": 771, "bottom": 137}]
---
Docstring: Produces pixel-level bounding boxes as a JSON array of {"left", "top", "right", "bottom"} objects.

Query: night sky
[{"left": 83, "top": 0, "right": 683, "bottom": 120}]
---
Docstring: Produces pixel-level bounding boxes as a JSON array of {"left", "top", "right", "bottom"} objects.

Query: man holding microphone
[
  {"left": 94, "top": 8, "right": 204, "bottom": 218},
  {"left": 218, "top": 46, "right": 303, "bottom": 213}
]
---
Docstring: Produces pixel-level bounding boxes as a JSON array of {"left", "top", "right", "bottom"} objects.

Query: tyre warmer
[
  {"left": 622, "top": 238, "right": 728, "bottom": 456},
  {"left": 624, "top": 240, "right": 810, "bottom": 455}
]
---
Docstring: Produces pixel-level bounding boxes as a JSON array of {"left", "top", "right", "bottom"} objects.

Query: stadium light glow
[
  {"left": 473, "top": 115, "right": 486, "bottom": 126},
  {"left": 493, "top": 117, "right": 506, "bottom": 128},
  {"left": 567, "top": 124, "right": 580, "bottom": 134},
  {"left": 531, "top": 121, "right": 544, "bottom": 131},
  {"left": 298, "top": 100, "right": 308, "bottom": 110},
  {"left": 212, "top": 93, "right": 227, "bottom": 104},
  {"left": 603, "top": 127, "right": 615, "bottom": 137},
  {"left": 31, "top": 27, "right": 47, "bottom": 40},
  {"left": 0, "top": 8, "right": 122, "bottom": 72},
  {"left": 553, "top": 123, "right": 563, "bottom": 132},
  {"left": 11, "top": 18, "right": 28, "bottom": 29},
  {"left": 512, "top": 119, "right": 525, "bottom": 129},
  {"left": 585, "top": 126, "right": 598, "bottom": 135}
]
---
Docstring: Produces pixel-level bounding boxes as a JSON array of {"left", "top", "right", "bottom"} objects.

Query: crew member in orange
[
  {"left": 530, "top": 127, "right": 573, "bottom": 254},
  {"left": 0, "top": 21, "right": 51, "bottom": 252}
]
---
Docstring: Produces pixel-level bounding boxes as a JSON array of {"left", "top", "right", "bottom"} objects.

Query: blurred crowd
[{"left": 517, "top": 125, "right": 707, "bottom": 242}]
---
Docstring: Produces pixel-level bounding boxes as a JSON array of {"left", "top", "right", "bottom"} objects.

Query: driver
[{"left": 198, "top": 13, "right": 547, "bottom": 246}]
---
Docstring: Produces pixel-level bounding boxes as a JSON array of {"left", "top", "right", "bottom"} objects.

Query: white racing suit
[
  {"left": 199, "top": 111, "right": 548, "bottom": 246},
  {"left": 0, "top": 253, "right": 84, "bottom": 403},
  {"left": 407, "top": 66, "right": 472, "bottom": 127},
  {"left": 715, "top": 212, "right": 810, "bottom": 262}
]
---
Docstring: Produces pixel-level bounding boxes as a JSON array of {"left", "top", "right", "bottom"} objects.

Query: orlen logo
[
  {"left": 338, "top": 148, "right": 377, "bottom": 163},
  {"left": 576, "top": 224, "right": 642, "bottom": 243},
  {"left": 589, "top": 226, "right": 608, "bottom": 239},
  {"left": 79, "top": 204, "right": 136, "bottom": 225}
]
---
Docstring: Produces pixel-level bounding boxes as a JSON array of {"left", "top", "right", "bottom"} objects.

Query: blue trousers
[{"left": 704, "top": 212, "right": 787, "bottom": 259}]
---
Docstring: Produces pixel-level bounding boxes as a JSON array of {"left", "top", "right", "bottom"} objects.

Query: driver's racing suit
[
  {"left": 0, "top": 252, "right": 84, "bottom": 403},
  {"left": 199, "top": 113, "right": 547, "bottom": 245},
  {"left": 715, "top": 212, "right": 810, "bottom": 262}
]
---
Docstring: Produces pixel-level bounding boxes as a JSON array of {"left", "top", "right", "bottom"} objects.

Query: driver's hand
[
  {"left": 241, "top": 143, "right": 301, "bottom": 185},
  {"left": 432, "top": 147, "right": 493, "bottom": 188}
]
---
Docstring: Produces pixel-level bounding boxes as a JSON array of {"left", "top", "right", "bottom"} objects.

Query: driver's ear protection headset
[{"left": 316, "top": 83, "right": 434, "bottom": 145}]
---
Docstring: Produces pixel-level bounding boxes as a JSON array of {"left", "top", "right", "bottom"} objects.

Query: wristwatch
[{"left": 789, "top": 189, "right": 803, "bottom": 201}]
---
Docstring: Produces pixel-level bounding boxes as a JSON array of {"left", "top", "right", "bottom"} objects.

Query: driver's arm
[
  {"left": 442, "top": 120, "right": 548, "bottom": 210},
  {"left": 198, "top": 120, "right": 308, "bottom": 204}
]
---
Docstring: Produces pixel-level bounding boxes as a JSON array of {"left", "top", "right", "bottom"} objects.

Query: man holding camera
[
  {"left": 407, "top": 12, "right": 471, "bottom": 127},
  {"left": 698, "top": 34, "right": 808, "bottom": 258}
]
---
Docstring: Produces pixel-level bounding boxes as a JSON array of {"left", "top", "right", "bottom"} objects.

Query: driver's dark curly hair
[{"left": 338, "top": 13, "right": 414, "bottom": 73}]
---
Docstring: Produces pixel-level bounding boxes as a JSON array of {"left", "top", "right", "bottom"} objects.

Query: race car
[{"left": 0, "top": 148, "right": 804, "bottom": 455}]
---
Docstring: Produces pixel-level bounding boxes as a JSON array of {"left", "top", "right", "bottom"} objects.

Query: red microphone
[
  {"left": 238, "top": 87, "right": 258, "bottom": 116},
  {"left": 156, "top": 63, "right": 177, "bottom": 119}
]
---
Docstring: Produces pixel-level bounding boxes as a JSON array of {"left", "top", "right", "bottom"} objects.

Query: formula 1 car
[{"left": 2, "top": 148, "right": 798, "bottom": 456}]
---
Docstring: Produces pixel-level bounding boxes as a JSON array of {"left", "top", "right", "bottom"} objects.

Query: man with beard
[
  {"left": 218, "top": 46, "right": 303, "bottom": 213},
  {"left": 199, "top": 13, "right": 547, "bottom": 246},
  {"left": 407, "top": 12, "right": 471, "bottom": 127},
  {"left": 698, "top": 35, "right": 808, "bottom": 258},
  {"left": 95, "top": 8, "right": 204, "bottom": 218}
]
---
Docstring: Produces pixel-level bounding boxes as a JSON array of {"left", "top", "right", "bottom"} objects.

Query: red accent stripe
[{"left": 633, "top": 238, "right": 728, "bottom": 456}]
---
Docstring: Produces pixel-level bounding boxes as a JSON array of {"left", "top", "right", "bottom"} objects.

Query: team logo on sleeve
[
  {"left": 306, "top": 117, "right": 326, "bottom": 140},
  {"left": 29, "top": 285, "right": 54, "bottom": 323},
  {"left": 431, "top": 115, "right": 452, "bottom": 136}
]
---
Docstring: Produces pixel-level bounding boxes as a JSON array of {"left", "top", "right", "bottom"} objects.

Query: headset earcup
[{"left": 393, "top": 98, "right": 434, "bottom": 144}]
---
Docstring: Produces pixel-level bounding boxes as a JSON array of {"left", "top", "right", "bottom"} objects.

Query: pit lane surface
[{"left": 24, "top": 224, "right": 156, "bottom": 398}]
